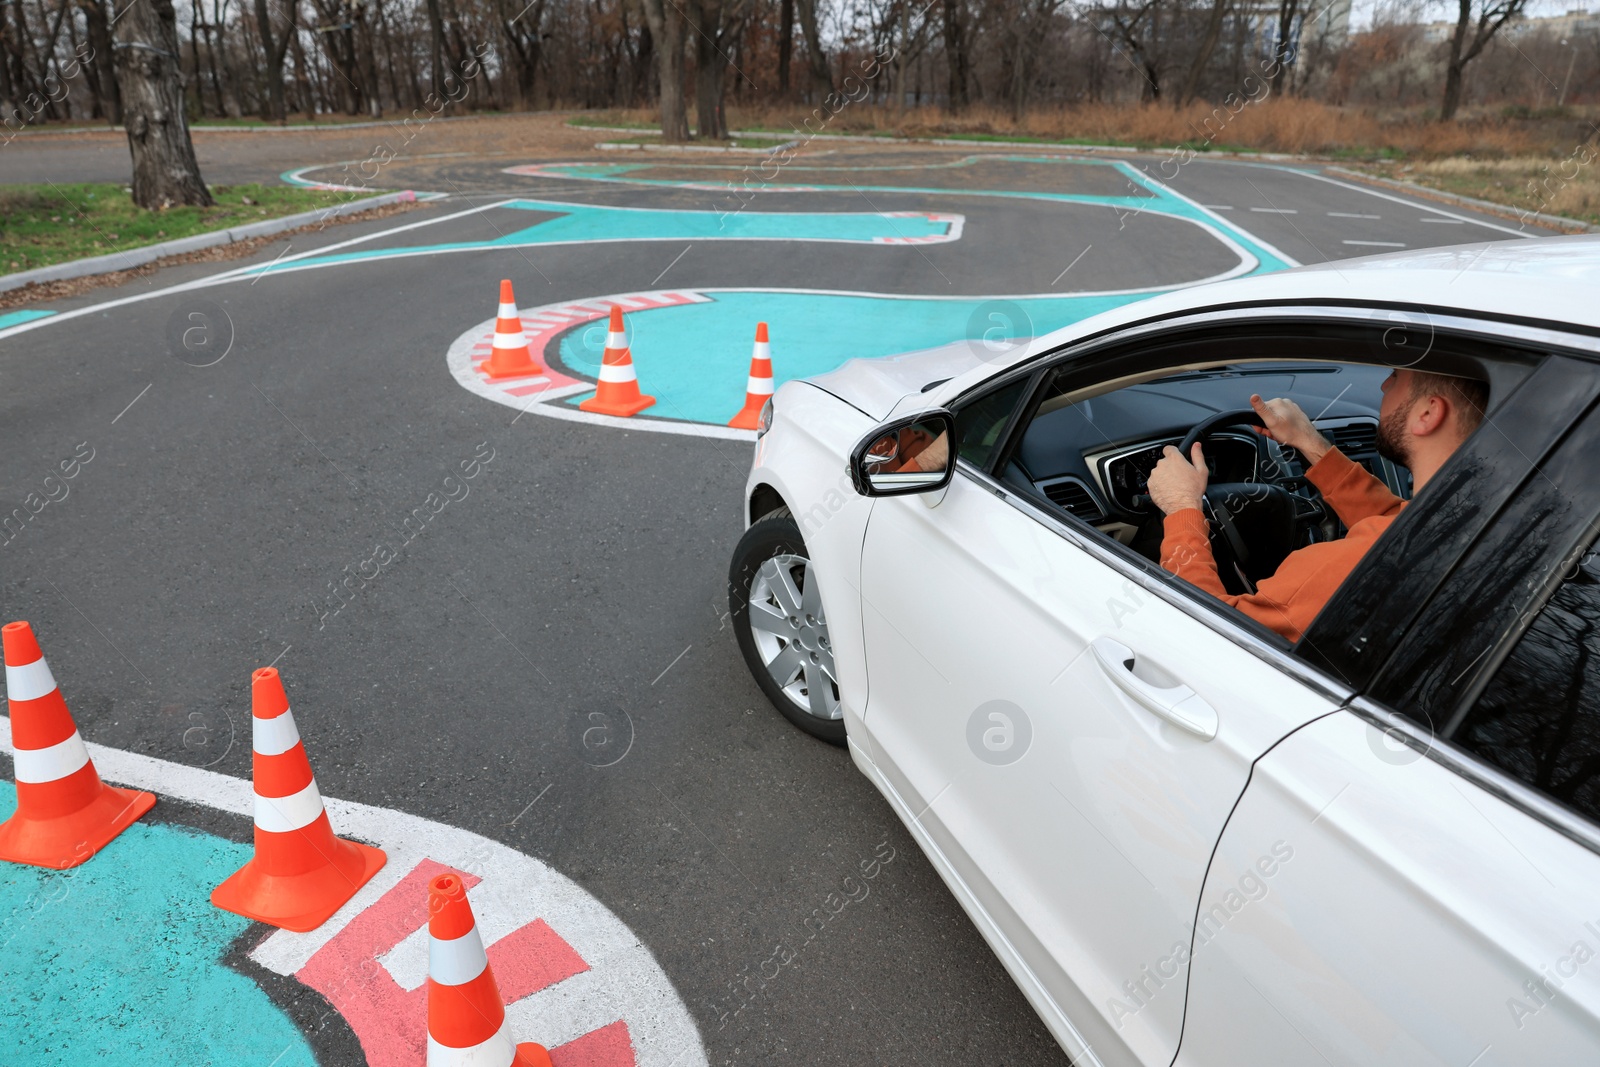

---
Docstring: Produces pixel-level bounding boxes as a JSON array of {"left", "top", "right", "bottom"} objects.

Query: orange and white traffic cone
[
  {"left": 728, "top": 321, "right": 774, "bottom": 430},
  {"left": 481, "top": 280, "right": 543, "bottom": 380},
  {"left": 578, "top": 305, "right": 655, "bottom": 417},
  {"left": 0, "top": 621, "right": 155, "bottom": 869},
  {"left": 211, "top": 666, "right": 386, "bottom": 932},
  {"left": 427, "top": 871, "right": 553, "bottom": 1067}
]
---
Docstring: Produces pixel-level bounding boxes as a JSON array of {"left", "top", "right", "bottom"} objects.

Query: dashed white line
[
  {"left": 1327, "top": 212, "right": 1381, "bottom": 219},
  {"left": 1250, "top": 207, "right": 1298, "bottom": 213},
  {"left": 1343, "top": 240, "right": 1407, "bottom": 247},
  {"left": 1201, "top": 204, "right": 1234, "bottom": 210},
  {"left": 1421, "top": 218, "right": 1465, "bottom": 224}
]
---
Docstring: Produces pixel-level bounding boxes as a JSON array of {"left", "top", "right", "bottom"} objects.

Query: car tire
[{"left": 729, "top": 509, "right": 848, "bottom": 745}]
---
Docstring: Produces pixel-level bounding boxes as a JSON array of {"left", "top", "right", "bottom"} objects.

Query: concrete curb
[
  {"left": 2, "top": 114, "right": 499, "bottom": 138},
  {"left": 566, "top": 120, "right": 1323, "bottom": 161},
  {"left": 1324, "top": 166, "right": 1598, "bottom": 234},
  {"left": 595, "top": 140, "right": 799, "bottom": 155},
  {"left": 0, "top": 190, "right": 419, "bottom": 294}
]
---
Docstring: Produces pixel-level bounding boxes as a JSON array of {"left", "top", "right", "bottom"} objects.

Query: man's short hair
[{"left": 1410, "top": 371, "right": 1489, "bottom": 437}]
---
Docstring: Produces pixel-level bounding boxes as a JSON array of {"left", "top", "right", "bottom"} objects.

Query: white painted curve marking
[{"left": 0, "top": 714, "right": 707, "bottom": 1067}]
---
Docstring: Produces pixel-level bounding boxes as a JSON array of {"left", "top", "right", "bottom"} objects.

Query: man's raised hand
[{"left": 1250, "top": 393, "right": 1333, "bottom": 466}]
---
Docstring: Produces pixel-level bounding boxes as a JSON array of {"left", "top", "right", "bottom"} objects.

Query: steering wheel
[{"left": 1174, "top": 409, "right": 1321, "bottom": 595}]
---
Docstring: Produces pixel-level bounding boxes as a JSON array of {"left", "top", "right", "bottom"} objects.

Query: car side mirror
[{"left": 849, "top": 411, "right": 959, "bottom": 496}]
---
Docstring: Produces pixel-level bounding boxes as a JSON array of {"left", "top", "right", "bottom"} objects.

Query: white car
[{"left": 728, "top": 238, "right": 1600, "bottom": 1066}]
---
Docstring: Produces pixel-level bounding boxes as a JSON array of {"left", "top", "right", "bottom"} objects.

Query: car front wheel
[{"left": 729, "top": 510, "right": 846, "bottom": 745}]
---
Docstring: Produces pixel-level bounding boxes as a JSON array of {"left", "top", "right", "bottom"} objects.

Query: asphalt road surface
[{"left": 0, "top": 129, "right": 1566, "bottom": 1066}]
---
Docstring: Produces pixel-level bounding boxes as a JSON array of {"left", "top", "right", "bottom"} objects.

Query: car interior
[
  {"left": 961, "top": 322, "right": 1534, "bottom": 608},
  {"left": 1005, "top": 360, "right": 1404, "bottom": 595}
]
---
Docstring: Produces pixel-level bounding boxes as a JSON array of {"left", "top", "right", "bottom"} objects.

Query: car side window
[
  {"left": 1451, "top": 543, "right": 1600, "bottom": 824},
  {"left": 955, "top": 377, "right": 1030, "bottom": 471}
]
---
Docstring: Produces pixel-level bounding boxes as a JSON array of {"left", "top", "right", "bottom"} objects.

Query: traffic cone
[
  {"left": 481, "top": 280, "right": 543, "bottom": 380},
  {"left": 728, "top": 321, "right": 774, "bottom": 430},
  {"left": 427, "top": 871, "right": 554, "bottom": 1067},
  {"left": 211, "top": 666, "right": 386, "bottom": 932},
  {"left": 0, "top": 621, "right": 155, "bottom": 868},
  {"left": 578, "top": 305, "right": 655, "bottom": 417}
]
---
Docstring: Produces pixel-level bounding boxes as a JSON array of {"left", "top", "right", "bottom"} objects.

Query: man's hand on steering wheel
[
  {"left": 1148, "top": 442, "right": 1209, "bottom": 516},
  {"left": 1250, "top": 394, "right": 1333, "bottom": 466}
]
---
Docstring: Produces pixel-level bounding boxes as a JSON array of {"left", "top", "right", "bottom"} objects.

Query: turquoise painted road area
[
  {"left": 247, "top": 198, "right": 953, "bottom": 274},
  {"left": 0, "top": 782, "right": 316, "bottom": 1066},
  {"left": 0, "top": 309, "right": 54, "bottom": 330},
  {"left": 560, "top": 290, "right": 1151, "bottom": 425},
  {"left": 526, "top": 157, "right": 1292, "bottom": 276}
]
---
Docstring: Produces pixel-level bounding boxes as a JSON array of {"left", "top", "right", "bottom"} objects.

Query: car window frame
[
  {"left": 943, "top": 305, "right": 1599, "bottom": 707},
  {"left": 1334, "top": 384, "right": 1600, "bottom": 853}
]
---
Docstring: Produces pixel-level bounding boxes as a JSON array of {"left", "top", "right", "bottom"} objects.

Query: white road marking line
[
  {"left": 1327, "top": 212, "right": 1380, "bottom": 219},
  {"left": 1201, "top": 204, "right": 1234, "bottom": 210},
  {"left": 1268, "top": 166, "right": 1534, "bottom": 237},
  {"left": 0, "top": 198, "right": 522, "bottom": 343},
  {"left": 1421, "top": 218, "right": 1465, "bottom": 224},
  {"left": 1342, "top": 240, "right": 1407, "bottom": 247},
  {"left": 1249, "top": 207, "right": 1298, "bottom": 213},
  {"left": 1124, "top": 165, "right": 1301, "bottom": 268}
]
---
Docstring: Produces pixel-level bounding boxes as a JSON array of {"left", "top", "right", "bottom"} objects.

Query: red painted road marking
[
  {"left": 298, "top": 858, "right": 626, "bottom": 1066},
  {"left": 552, "top": 1020, "right": 635, "bottom": 1067}
]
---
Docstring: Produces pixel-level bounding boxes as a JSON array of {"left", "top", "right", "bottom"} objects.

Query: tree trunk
[
  {"left": 355, "top": 2, "right": 382, "bottom": 115},
  {"left": 639, "top": 0, "right": 689, "bottom": 140},
  {"left": 114, "top": 0, "right": 213, "bottom": 207},
  {"left": 777, "top": 0, "right": 793, "bottom": 94},
  {"left": 425, "top": 0, "right": 447, "bottom": 101},
  {"left": 1268, "top": 0, "right": 1298, "bottom": 97},
  {"left": 77, "top": 0, "right": 121, "bottom": 123},
  {"left": 690, "top": 0, "right": 746, "bottom": 139},
  {"left": 794, "top": 0, "right": 830, "bottom": 99},
  {"left": 695, "top": 45, "right": 727, "bottom": 139},
  {"left": 1439, "top": 0, "right": 1471, "bottom": 120},
  {"left": 254, "top": 0, "right": 294, "bottom": 120},
  {"left": 942, "top": 0, "right": 969, "bottom": 111},
  {"left": 1179, "top": 0, "right": 1229, "bottom": 105}
]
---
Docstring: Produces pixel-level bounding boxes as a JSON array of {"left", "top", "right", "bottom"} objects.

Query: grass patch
[
  {"left": 1356, "top": 155, "right": 1600, "bottom": 226},
  {"left": 0, "top": 182, "right": 352, "bottom": 273}
]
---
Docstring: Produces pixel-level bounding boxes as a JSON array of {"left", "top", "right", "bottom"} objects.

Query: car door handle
[{"left": 1090, "top": 638, "right": 1218, "bottom": 741}]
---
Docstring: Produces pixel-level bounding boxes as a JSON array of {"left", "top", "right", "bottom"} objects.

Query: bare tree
[
  {"left": 1102, "top": 0, "right": 1166, "bottom": 101},
  {"left": 1179, "top": 0, "right": 1230, "bottom": 104},
  {"left": 1267, "top": 0, "right": 1298, "bottom": 96},
  {"left": 942, "top": 0, "right": 973, "bottom": 110},
  {"left": 254, "top": 0, "right": 296, "bottom": 120},
  {"left": 113, "top": 0, "right": 213, "bottom": 207},
  {"left": 794, "top": 0, "right": 831, "bottom": 97},
  {"left": 690, "top": 0, "right": 751, "bottom": 139},
  {"left": 76, "top": 0, "right": 122, "bottom": 122},
  {"left": 638, "top": 0, "right": 689, "bottom": 139},
  {"left": 1440, "top": 0, "right": 1529, "bottom": 119}
]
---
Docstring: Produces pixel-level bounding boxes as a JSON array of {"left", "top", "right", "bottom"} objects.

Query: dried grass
[
  {"left": 580, "top": 98, "right": 1596, "bottom": 162},
  {"left": 1370, "top": 154, "right": 1600, "bottom": 225}
]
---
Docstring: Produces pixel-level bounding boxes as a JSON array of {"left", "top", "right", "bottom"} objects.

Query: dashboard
[{"left": 1097, "top": 434, "right": 1260, "bottom": 512}]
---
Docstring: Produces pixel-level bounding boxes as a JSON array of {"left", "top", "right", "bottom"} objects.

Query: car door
[
  {"left": 856, "top": 330, "right": 1357, "bottom": 1067},
  {"left": 1177, "top": 350, "right": 1600, "bottom": 1065}
]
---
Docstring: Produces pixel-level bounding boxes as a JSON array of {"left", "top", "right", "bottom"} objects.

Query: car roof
[{"left": 965, "top": 235, "right": 1600, "bottom": 386}]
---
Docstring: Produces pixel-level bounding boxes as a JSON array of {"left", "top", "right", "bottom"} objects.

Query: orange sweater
[{"left": 1160, "top": 448, "right": 1405, "bottom": 642}]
